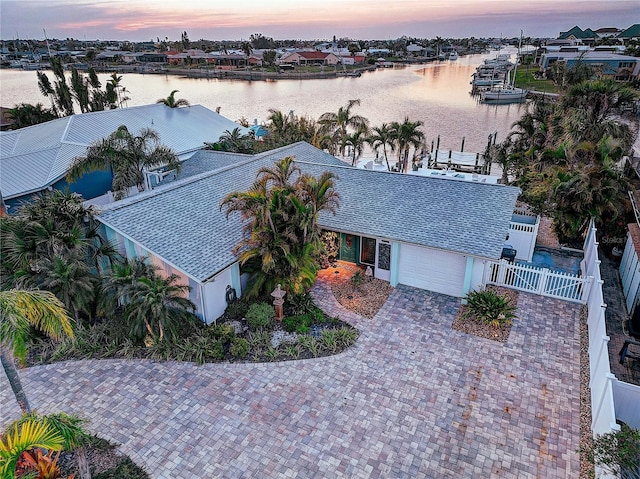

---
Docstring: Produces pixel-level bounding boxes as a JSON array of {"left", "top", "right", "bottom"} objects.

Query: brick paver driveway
[{"left": 1, "top": 282, "right": 581, "bottom": 478}]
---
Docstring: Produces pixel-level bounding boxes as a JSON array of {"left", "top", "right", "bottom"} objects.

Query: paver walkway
[{"left": 1, "top": 282, "right": 582, "bottom": 478}]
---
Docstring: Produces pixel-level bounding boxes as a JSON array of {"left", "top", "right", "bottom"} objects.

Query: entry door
[
  {"left": 340, "top": 233, "right": 359, "bottom": 263},
  {"left": 376, "top": 241, "right": 391, "bottom": 282}
]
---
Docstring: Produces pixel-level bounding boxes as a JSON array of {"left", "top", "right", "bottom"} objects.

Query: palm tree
[
  {"left": 0, "top": 290, "right": 73, "bottom": 413},
  {"left": 67, "top": 125, "right": 181, "bottom": 200},
  {"left": 126, "top": 273, "right": 195, "bottom": 342},
  {"left": 318, "top": 99, "right": 369, "bottom": 156},
  {"left": 156, "top": 89, "right": 190, "bottom": 108},
  {"left": 367, "top": 123, "right": 396, "bottom": 171},
  {"left": 7, "top": 103, "right": 57, "bottom": 129},
  {"left": 343, "top": 130, "right": 367, "bottom": 166},
  {"left": 217, "top": 127, "right": 255, "bottom": 153},
  {"left": 221, "top": 157, "right": 340, "bottom": 297},
  {"left": 560, "top": 79, "right": 637, "bottom": 149},
  {"left": 392, "top": 117, "right": 425, "bottom": 172}
]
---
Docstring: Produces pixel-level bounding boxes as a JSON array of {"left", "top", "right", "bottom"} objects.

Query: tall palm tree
[
  {"left": 318, "top": 99, "right": 369, "bottom": 156},
  {"left": 221, "top": 157, "right": 339, "bottom": 297},
  {"left": 156, "top": 89, "right": 190, "bottom": 108},
  {"left": 67, "top": 125, "right": 181, "bottom": 200},
  {"left": 392, "top": 117, "right": 425, "bottom": 172},
  {"left": 343, "top": 130, "right": 367, "bottom": 166},
  {"left": 0, "top": 290, "right": 73, "bottom": 413},
  {"left": 367, "top": 123, "right": 396, "bottom": 171}
]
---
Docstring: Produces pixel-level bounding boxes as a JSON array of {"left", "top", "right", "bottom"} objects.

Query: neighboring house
[
  {"left": 96, "top": 141, "right": 520, "bottom": 323},
  {"left": 279, "top": 51, "right": 339, "bottom": 66},
  {"left": 594, "top": 27, "right": 622, "bottom": 38},
  {"left": 539, "top": 51, "right": 640, "bottom": 81},
  {"left": 558, "top": 26, "right": 597, "bottom": 43},
  {"left": 166, "top": 49, "right": 213, "bottom": 65},
  {"left": 618, "top": 24, "right": 640, "bottom": 41},
  {"left": 0, "top": 104, "right": 246, "bottom": 211},
  {"left": 138, "top": 52, "right": 167, "bottom": 63}
]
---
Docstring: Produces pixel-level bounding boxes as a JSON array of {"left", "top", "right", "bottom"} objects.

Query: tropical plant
[
  {"left": 229, "top": 337, "right": 250, "bottom": 359},
  {"left": 7, "top": 102, "right": 57, "bottom": 129},
  {"left": 221, "top": 157, "right": 339, "bottom": 297},
  {"left": 215, "top": 127, "right": 255, "bottom": 153},
  {"left": 367, "top": 123, "right": 396, "bottom": 171},
  {"left": 156, "top": 90, "right": 190, "bottom": 108},
  {"left": 67, "top": 125, "right": 181, "bottom": 200},
  {"left": 0, "top": 289, "right": 74, "bottom": 414},
  {"left": 318, "top": 99, "right": 369, "bottom": 156},
  {"left": 0, "top": 418, "right": 64, "bottom": 478},
  {"left": 124, "top": 272, "right": 196, "bottom": 342},
  {"left": 462, "top": 289, "right": 517, "bottom": 327},
  {"left": 391, "top": 117, "right": 425, "bottom": 172}
]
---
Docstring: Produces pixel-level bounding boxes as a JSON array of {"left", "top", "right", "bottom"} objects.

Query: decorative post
[{"left": 271, "top": 284, "right": 286, "bottom": 321}]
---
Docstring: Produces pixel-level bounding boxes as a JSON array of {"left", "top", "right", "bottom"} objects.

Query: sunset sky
[{"left": 1, "top": 0, "right": 637, "bottom": 42}]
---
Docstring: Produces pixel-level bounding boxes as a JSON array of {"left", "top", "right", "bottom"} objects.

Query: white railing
[{"left": 484, "top": 260, "right": 592, "bottom": 303}]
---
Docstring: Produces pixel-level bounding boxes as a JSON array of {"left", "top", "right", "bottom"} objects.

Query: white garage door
[{"left": 398, "top": 244, "right": 466, "bottom": 297}]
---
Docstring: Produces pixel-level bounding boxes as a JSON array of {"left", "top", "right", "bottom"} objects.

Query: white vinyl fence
[{"left": 484, "top": 260, "right": 592, "bottom": 303}]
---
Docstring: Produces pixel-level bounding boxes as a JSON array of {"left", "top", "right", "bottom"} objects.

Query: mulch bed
[
  {"left": 331, "top": 277, "right": 395, "bottom": 319},
  {"left": 451, "top": 286, "right": 519, "bottom": 343}
]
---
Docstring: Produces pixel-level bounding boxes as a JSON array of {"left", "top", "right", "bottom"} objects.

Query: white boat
[
  {"left": 481, "top": 31, "right": 528, "bottom": 103},
  {"left": 481, "top": 84, "right": 528, "bottom": 102},
  {"left": 449, "top": 51, "right": 458, "bottom": 60}
]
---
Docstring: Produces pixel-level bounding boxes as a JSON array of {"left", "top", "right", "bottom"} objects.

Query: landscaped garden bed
[
  {"left": 451, "top": 286, "right": 518, "bottom": 343},
  {"left": 27, "top": 293, "right": 358, "bottom": 366},
  {"left": 330, "top": 271, "right": 395, "bottom": 319}
]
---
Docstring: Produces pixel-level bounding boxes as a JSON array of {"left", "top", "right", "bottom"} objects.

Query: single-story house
[
  {"left": 538, "top": 51, "right": 640, "bottom": 81},
  {"left": 279, "top": 51, "right": 339, "bottom": 66},
  {"left": 0, "top": 104, "right": 246, "bottom": 211},
  {"left": 96, "top": 142, "right": 520, "bottom": 323}
]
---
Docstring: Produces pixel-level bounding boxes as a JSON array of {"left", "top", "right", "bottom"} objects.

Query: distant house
[
  {"left": 166, "top": 49, "right": 213, "bottom": 65},
  {"left": 96, "top": 141, "right": 520, "bottom": 323},
  {"left": 138, "top": 52, "right": 167, "bottom": 63},
  {"left": 279, "top": 51, "right": 339, "bottom": 66},
  {"left": 558, "top": 26, "right": 597, "bottom": 44},
  {"left": 594, "top": 27, "right": 622, "bottom": 38},
  {"left": 618, "top": 24, "right": 640, "bottom": 41},
  {"left": 0, "top": 104, "right": 246, "bottom": 211},
  {"left": 539, "top": 51, "right": 640, "bottom": 81}
]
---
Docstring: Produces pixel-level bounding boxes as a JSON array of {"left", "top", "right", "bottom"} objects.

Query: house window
[{"left": 360, "top": 237, "right": 376, "bottom": 265}]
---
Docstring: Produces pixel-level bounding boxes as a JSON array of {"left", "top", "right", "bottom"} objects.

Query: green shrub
[
  {"left": 205, "top": 323, "right": 236, "bottom": 342},
  {"left": 462, "top": 289, "right": 517, "bottom": 327},
  {"left": 230, "top": 337, "right": 250, "bottom": 359},
  {"left": 246, "top": 303, "right": 275, "bottom": 331},
  {"left": 580, "top": 423, "right": 640, "bottom": 478},
  {"left": 224, "top": 298, "right": 250, "bottom": 320},
  {"left": 351, "top": 270, "right": 365, "bottom": 288},
  {"left": 285, "top": 292, "right": 316, "bottom": 316},
  {"left": 282, "top": 313, "right": 313, "bottom": 333},
  {"left": 336, "top": 327, "right": 359, "bottom": 348}
]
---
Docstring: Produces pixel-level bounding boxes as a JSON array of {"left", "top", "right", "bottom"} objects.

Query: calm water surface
[{"left": 0, "top": 51, "right": 526, "bottom": 153}]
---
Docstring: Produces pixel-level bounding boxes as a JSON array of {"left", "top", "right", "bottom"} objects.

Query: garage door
[{"left": 398, "top": 244, "right": 466, "bottom": 297}]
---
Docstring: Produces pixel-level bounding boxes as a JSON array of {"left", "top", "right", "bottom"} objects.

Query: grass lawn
[{"left": 514, "top": 65, "right": 561, "bottom": 95}]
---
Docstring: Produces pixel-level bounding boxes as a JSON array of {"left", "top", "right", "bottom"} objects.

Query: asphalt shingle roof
[
  {"left": 0, "top": 104, "right": 245, "bottom": 199},
  {"left": 98, "top": 142, "right": 519, "bottom": 282}
]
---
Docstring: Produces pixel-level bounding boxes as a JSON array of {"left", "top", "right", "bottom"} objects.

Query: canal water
[{"left": 0, "top": 50, "right": 526, "bottom": 153}]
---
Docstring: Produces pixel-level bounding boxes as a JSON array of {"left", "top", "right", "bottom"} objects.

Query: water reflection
[{"left": 0, "top": 50, "right": 525, "bottom": 153}]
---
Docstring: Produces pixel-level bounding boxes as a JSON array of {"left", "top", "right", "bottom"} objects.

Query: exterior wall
[
  {"left": 101, "top": 223, "right": 235, "bottom": 323},
  {"left": 201, "top": 266, "right": 236, "bottom": 324},
  {"left": 620, "top": 230, "right": 640, "bottom": 313},
  {"left": 5, "top": 169, "right": 113, "bottom": 213},
  {"left": 508, "top": 212, "right": 539, "bottom": 262}
]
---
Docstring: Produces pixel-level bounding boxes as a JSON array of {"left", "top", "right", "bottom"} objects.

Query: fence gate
[{"left": 484, "top": 260, "right": 593, "bottom": 303}]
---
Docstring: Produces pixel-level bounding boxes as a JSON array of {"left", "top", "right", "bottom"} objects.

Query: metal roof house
[
  {"left": 0, "top": 104, "right": 245, "bottom": 211},
  {"left": 97, "top": 142, "right": 520, "bottom": 323}
]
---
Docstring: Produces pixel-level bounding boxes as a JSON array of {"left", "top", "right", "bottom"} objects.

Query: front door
[{"left": 339, "top": 233, "right": 359, "bottom": 263}]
